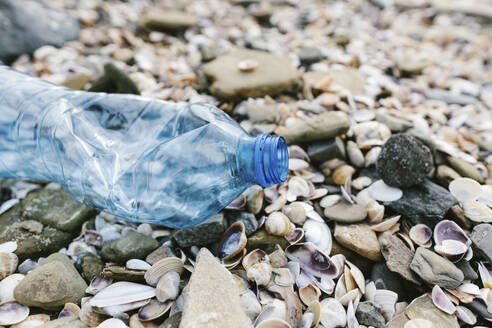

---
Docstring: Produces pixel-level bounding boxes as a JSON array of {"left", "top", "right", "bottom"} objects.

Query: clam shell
[
  {"left": 255, "top": 299, "right": 287, "bottom": 325},
  {"left": 289, "top": 145, "right": 310, "bottom": 162},
  {"left": 247, "top": 262, "right": 272, "bottom": 286},
  {"left": 330, "top": 254, "right": 346, "bottom": 279},
  {"left": 128, "top": 313, "right": 158, "bottom": 328},
  {"left": 434, "top": 220, "right": 470, "bottom": 247},
  {"left": 457, "top": 282, "right": 480, "bottom": 295},
  {"left": 90, "top": 282, "right": 155, "bottom": 308},
  {"left": 370, "top": 215, "right": 400, "bottom": 232},
  {"left": 432, "top": 285, "right": 456, "bottom": 314},
  {"left": 332, "top": 165, "right": 355, "bottom": 185},
  {"left": 285, "top": 243, "right": 338, "bottom": 279},
  {"left": 218, "top": 221, "right": 247, "bottom": 260},
  {"left": 355, "top": 188, "right": 373, "bottom": 207},
  {"left": 289, "top": 158, "right": 309, "bottom": 171},
  {"left": 319, "top": 298, "right": 346, "bottom": 328},
  {"left": 0, "top": 302, "right": 29, "bottom": 326},
  {"left": 126, "top": 259, "right": 151, "bottom": 271},
  {"left": 319, "top": 195, "right": 341, "bottom": 208},
  {"left": 346, "top": 300, "right": 359, "bottom": 328},
  {"left": 352, "top": 176, "right": 372, "bottom": 190},
  {"left": 282, "top": 203, "right": 307, "bottom": 225},
  {"left": 299, "top": 284, "right": 321, "bottom": 306},
  {"left": 222, "top": 248, "right": 246, "bottom": 270},
  {"left": 479, "top": 185, "right": 492, "bottom": 207},
  {"left": 10, "top": 314, "right": 49, "bottom": 328},
  {"left": 462, "top": 199, "right": 492, "bottom": 223},
  {"left": 346, "top": 261, "right": 365, "bottom": 294},
  {"left": 285, "top": 228, "right": 305, "bottom": 245},
  {"left": 0, "top": 242, "right": 17, "bottom": 254},
  {"left": 368, "top": 180, "right": 403, "bottom": 202},
  {"left": 373, "top": 289, "right": 397, "bottom": 321},
  {"left": 266, "top": 212, "right": 294, "bottom": 237},
  {"left": 274, "top": 268, "right": 294, "bottom": 287},
  {"left": 138, "top": 299, "right": 172, "bottom": 321},
  {"left": 347, "top": 141, "right": 365, "bottom": 168},
  {"left": 434, "top": 240, "right": 468, "bottom": 262},
  {"left": 404, "top": 318, "right": 434, "bottom": 328},
  {"left": 364, "top": 147, "right": 381, "bottom": 167},
  {"left": 86, "top": 275, "right": 113, "bottom": 295},
  {"left": 303, "top": 219, "right": 332, "bottom": 254},
  {"left": 449, "top": 177, "right": 482, "bottom": 202},
  {"left": 455, "top": 305, "right": 477, "bottom": 325},
  {"left": 0, "top": 252, "right": 18, "bottom": 280},
  {"left": 338, "top": 289, "right": 361, "bottom": 307},
  {"left": 255, "top": 318, "right": 291, "bottom": 328},
  {"left": 97, "top": 318, "right": 128, "bottom": 328},
  {"left": 240, "top": 289, "right": 262, "bottom": 321},
  {"left": 58, "top": 303, "right": 80, "bottom": 318},
  {"left": 244, "top": 184, "right": 264, "bottom": 214},
  {"left": 156, "top": 271, "right": 180, "bottom": 303},
  {"left": 226, "top": 194, "right": 246, "bottom": 210},
  {"left": 242, "top": 249, "right": 269, "bottom": 272},
  {"left": 99, "top": 299, "right": 150, "bottom": 317},
  {"left": 144, "top": 257, "right": 183, "bottom": 286},
  {"left": 265, "top": 193, "right": 287, "bottom": 214},
  {"left": 0, "top": 273, "right": 24, "bottom": 303},
  {"left": 409, "top": 224, "right": 432, "bottom": 247}
]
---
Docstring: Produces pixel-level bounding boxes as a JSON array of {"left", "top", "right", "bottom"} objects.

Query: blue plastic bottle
[{"left": 0, "top": 65, "right": 288, "bottom": 228}]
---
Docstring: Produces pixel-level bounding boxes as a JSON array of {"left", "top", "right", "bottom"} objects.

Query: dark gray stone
[
  {"left": 465, "top": 298, "right": 492, "bottom": 321},
  {"left": 379, "top": 231, "right": 420, "bottom": 284},
  {"left": 307, "top": 137, "right": 346, "bottom": 163},
  {"left": 173, "top": 213, "right": 225, "bottom": 247},
  {"left": 101, "top": 230, "right": 159, "bottom": 264},
  {"left": 471, "top": 224, "right": 492, "bottom": 262},
  {"left": 89, "top": 63, "right": 140, "bottom": 95},
  {"left": 226, "top": 212, "right": 258, "bottom": 236},
  {"left": 455, "top": 259, "right": 478, "bottom": 281},
  {"left": 355, "top": 301, "right": 385, "bottom": 328},
  {"left": 376, "top": 134, "right": 433, "bottom": 188},
  {"left": 78, "top": 253, "right": 104, "bottom": 282},
  {"left": 371, "top": 262, "right": 405, "bottom": 297},
  {"left": 159, "top": 312, "right": 182, "bottom": 328},
  {"left": 299, "top": 47, "right": 323, "bottom": 65},
  {"left": 0, "top": 0, "right": 80, "bottom": 62},
  {"left": 383, "top": 179, "right": 456, "bottom": 227}
]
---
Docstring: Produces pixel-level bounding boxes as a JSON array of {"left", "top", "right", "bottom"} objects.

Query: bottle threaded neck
[{"left": 253, "top": 134, "right": 289, "bottom": 187}]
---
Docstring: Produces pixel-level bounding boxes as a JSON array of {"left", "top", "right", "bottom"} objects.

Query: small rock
[
  {"left": 356, "top": 301, "right": 386, "bottom": 328},
  {"left": 203, "top": 49, "right": 300, "bottom": 100},
  {"left": 384, "top": 179, "right": 456, "bottom": 227},
  {"left": 14, "top": 253, "right": 87, "bottom": 310},
  {"left": 334, "top": 224, "right": 382, "bottom": 261},
  {"left": 471, "top": 224, "right": 492, "bottom": 262},
  {"left": 331, "top": 239, "right": 373, "bottom": 275},
  {"left": 436, "top": 165, "right": 461, "bottom": 187},
  {"left": 455, "top": 259, "right": 478, "bottom": 281},
  {"left": 410, "top": 247, "right": 464, "bottom": 289},
  {"left": 247, "top": 229, "right": 289, "bottom": 253},
  {"left": 89, "top": 63, "right": 140, "bottom": 95},
  {"left": 180, "top": 248, "right": 253, "bottom": 328},
  {"left": 379, "top": 231, "right": 420, "bottom": 284},
  {"left": 375, "top": 111, "right": 413, "bottom": 132},
  {"left": 41, "top": 317, "right": 88, "bottom": 328},
  {"left": 245, "top": 103, "right": 280, "bottom": 123},
  {"left": 425, "top": 89, "right": 477, "bottom": 105},
  {"left": 226, "top": 212, "right": 258, "bottom": 236},
  {"left": 101, "top": 264, "right": 145, "bottom": 283},
  {"left": 101, "top": 230, "right": 159, "bottom": 264},
  {"left": 139, "top": 9, "right": 197, "bottom": 31},
  {"left": 298, "top": 47, "right": 323, "bottom": 66},
  {"left": 173, "top": 213, "right": 225, "bottom": 248},
  {"left": 146, "top": 244, "right": 176, "bottom": 265},
  {"left": 432, "top": 0, "right": 492, "bottom": 22},
  {"left": 397, "top": 58, "right": 426, "bottom": 76},
  {"left": 447, "top": 156, "right": 484, "bottom": 184},
  {"left": 465, "top": 298, "right": 492, "bottom": 321},
  {"left": 371, "top": 262, "right": 405, "bottom": 296},
  {"left": 324, "top": 201, "right": 367, "bottom": 224},
  {"left": 78, "top": 253, "right": 104, "bottom": 282},
  {"left": 307, "top": 137, "right": 346, "bottom": 163},
  {"left": 387, "top": 294, "right": 459, "bottom": 328},
  {"left": 303, "top": 69, "right": 366, "bottom": 95},
  {"left": 62, "top": 73, "right": 92, "bottom": 90},
  {"left": 376, "top": 134, "right": 434, "bottom": 188},
  {"left": 159, "top": 312, "right": 182, "bottom": 328}
]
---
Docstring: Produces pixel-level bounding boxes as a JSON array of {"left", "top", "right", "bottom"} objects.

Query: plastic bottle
[{"left": 0, "top": 65, "right": 288, "bottom": 228}]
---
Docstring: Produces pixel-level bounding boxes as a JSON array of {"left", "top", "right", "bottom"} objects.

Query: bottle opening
[{"left": 253, "top": 133, "right": 289, "bottom": 187}]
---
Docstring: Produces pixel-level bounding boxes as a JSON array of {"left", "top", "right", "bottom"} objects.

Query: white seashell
[
  {"left": 346, "top": 261, "right": 365, "bottom": 294},
  {"left": 144, "top": 257, "right": 183, "bottom": 286},
  {"left": 352, "top": 177, "right": 372, "bottom": 190},
  {"left": 307, "top": 188, "right": 328, "bottom": 200},
  {"left": 240, "top": 289, "right": 262, "bottom": 322},
  {"left": 346, "top": 300, "right": 359, "bottom": 328},
  {"left": 303, "top": 219, "right": 332, "bottom": 254},
  {"left": 347, "top": 141, "right": 365, "bottom": 168},
  {"left": 138, "top": 299, "right": 172, "bottom": 322},
  {"left": 90, "top": 282, "right": 155, "bottom": 308},
  {"left": 319, "top": 298, "right": 346, "bottom": 328},
  {"left": 287, "top": 177, "right": 312, "bottom": 202},
  {"left": 478, "top": 262, "right": 492, "bottom": 289},
  {"left": 80, "top": 297, "right": 106, "bottom": 327},
  {"left": 479, "top": 185, "right": 492, "bottom": 208},
  {"left": 432, "top": 285, "right": 456, "bottom": 314},
  {"left": 126, "top": 259, "right": 151, "bottom": 271},
  {"left": 247, "top": 262, "right": 272, "bottom": 286},
  {"left": 314, "top": 276, "right": 335, "bottom": 295},
  {"left": 17, "top": 259, "right": 37, "bottom": 274},
  {"left": 238, "top": 59, "right": 258, "bottom": 72},
  {"left": 330, "top": 254, "right": 346, "bottom": 279},
  {"left": 370, "top": 215, "right": 400, "bottom": 232},
  {"left": 364, "top": 147, "right": 381, "bottom": 167},
  {"left": 10, "top": 314, "right": 50, "bottom": 328},
  {"left": 255, "top": 318, "right": 291, "bottom": 328},
  {"left": 0, "top": 241, "right": 17, "bottom": 254},
  {"left": 457, "top": 282, "right": 480, "bottom": 295},
  {"left": 365, "top": 281, "right": 376, "bottom": 302},
  {"left": 282, "top": 202, "right": 307, "bottom": 225},
  {"left": 334, "top": 275, "right": 347, "bottom": 301},
  {"left": 289, "top": 158, "right": 310, "bottom": 171},
  {"left": 449, "top": 178, "right": 482, "bottom": 202},
  {"left": 338, "top": 288, "right": 361, "bottom": 307},
  {"left": 0, "top": 302, "right": 29, "bottom": 326},
  {"left": 101, "top": 299, "right": 151, "bottom": 317},
  {"left": 373, "top": 289, "right": 397, "bottom": 321},
  {"left": 97, "top": 318, "right": 128, "bottom": 328},
  {"left": 365, "top": 200, "right": 384, "bottom": 224},
  {"left": 0, "top": 274, "right": 24, "bottom": 303},
  {"left": 299, "top": 284, "right": 321, "bottom": 306},
  {"left": 0, "top": 252, "right": 18, "bottom": 280},
  {"left": 409, "top": 224, "right": 433, "bottom": 247},
  {"left": 219, "top": 221, "right": 247, "bottom": 260},
  {"left": 368, "top": 180, "right": 403, "bottom": 202},
  {"left": 266, "top": 212, "right": 294, "bottom": 237},
  {"left": 255, "top": 299, "right": 287, "bottom": 325},
  {"left": 455, "top": 305, "right": 477, "bottom": 325},
  {"left": 274, "top": 268, "right": 295, "bottom": 287},
  {"left": 355, "top": 188, "right": 373, "bottom": 207},
  {"left": 156, "top": 271, "right": 180, "bottom": 302},
  {"left": 319, "top": 195, "right": 341, "bottom": 208},
  {"left": 265, "top": 193, "right": 287, "bottom": 214},
  {"left": 0, "top": 198, "right": 19, "bottom": 215},
  {"left": 434, "top": 239, "right": 468, "bottom": 262},
  {"left": 243, "top": 249, "right": 270, "bottom": 272},
  {"left": 462, "top": 199, "right": 492, "bottom": 223},
  {"left": 404, "top": 318, "right": 434, "bottom": 328},
  {"left": 86, "top": 275, "right": 113, "bottom": 295}
]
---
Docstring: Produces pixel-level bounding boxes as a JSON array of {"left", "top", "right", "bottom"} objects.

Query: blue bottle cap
[{"left": 253, "top": 133, "right": 289, "bottom": 187}]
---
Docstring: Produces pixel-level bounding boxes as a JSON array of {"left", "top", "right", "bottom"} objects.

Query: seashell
[
  {"left": 365, "top": 281, "right": 376, "bottom": 302},
  {"left": 289, "top": 158, "right": 309, "bottom": 171},
  {"left": 432, "top": 285, "right": 456, "bottom": 314},
  {"left": 247, "top": 262, "right": 272, "bottom": 286},
  {"left": 282, "top": 202, "right": 307, "bottom": 225},
  {"left": 479, "top": 262, "right": 492, "bottom": 289},
  {"left": 0, "top": 302, "right": 29, "bottom": 326},
  {"left": 455, "top": 305, "right": 477, "bottom": 325},
  {"left": 85, "top": 230, "right": 104, "bottom": 247},
  {"left": 128, "top": 313, "right": 158, "bottom": 328},
  {"left": 457, "top": 282, "right": 480, "bottom": 295},
  {"left": 144, "top": 257, "right": 183, "bottom": 286},
  {"left": 347, "top": 141, "right": 365, "bottom": 168},
  {"left": 352, "top": 176, "right": 372, "bottom": 190},
  {"left": 137, "top": 224, "right": 153, "bottom": 236},
  {"left": 368, "top": 180, "right": 403, "bottom": 202},
  {"left": 434, "top": 220, "right": 470, "bottom": 247},
  {"left": 90, "top": 282, "right": 155, "bottom": 308},
  {"left": 370, "top": 215, "right": 400, "bottom": 232},
  {"left": 343, "top": 267, "right": 357, "bottom": 292},
  {"left": 448, "top": 177, "right": 482, "bottom": 202},
  {"left": 98, "top": 299, "right": 150, "bottom": 317},
  {"left": 86, "top": 275, "right": 113, "bottom": 295},
  {"left": 285, "top": 291, "right": 302, "bottom": 328},
  {"left": 311, "top": 171, "right": 325, "bottom": 184},
  {"left": 330, "top": 254, "right": 346, "bottom": 279},
  {"left": 156, "top": 271, "right": 180, "bottom": 303},
  {"left": 319, "top": 298, "right": 346, "bottom": 328},
  {"left": 301, "top": 312, "right": 314, "bottom": 328},
  {"left": 255, "top": 318, "right": 291, "bottom": 328},
  {"left": 373, "top": 289, "right": 397, "bottom": 321},
  {"left": 319, "top": 195, "right": 341, "bottom": 208},
  {"left": 138, "top": 299, "right": 172, "bottom": 321},
  {"left": 0, "top": 241, "right": 17, "bottom": 254},
  {"left": 303, "top": 219, "right": 332, "bottom": 254},
  {"left": 0, "top": 198, "right": 19, "bottom": 215},
  {"left": 346, "top": 300, "right": 359, "bottom": 328},
  {"left": 17, "top": 259, "right": 37, "bottom": 274},
  {"left": 445, "top": 289, "right": 474, "bottom": 304},
  {"left": 289, "top": 145, "right": 310, "bottom": 162},
  {"left": 338, "top": 289, "right": 361, "bottom": 307},
  {"left": 355, "top": 188, "right": 373, "bottom": 207},
  {"left": 126, "top": 259, "right": 151, "bottom": 271},
  {"left": 352, "top": 109, "right": 375, "bottom": 122},
  {"left": 395, "top": 301, "right": 407, "bottom": 316},
  {"left": 332, "top": 165, "right": 355, "bottom": 185},
  {"left": 409, "top": 224, "right": 432, "bottom": 247},
  {"left": 285, "top": 228, "right": 305, "bottom": 245},
  {"left": 306, "top": 300, "right": 321, "bottom": 327},
  {"left": 266, "top": 212, "right": 294, "bottom": 237},
  {"left": 0, "top": 274, "right": 24, "bottom": 303},
  {"left": 404, "top": 318, "right": 434, "bottom": 328},
  {"left": 299, "top": 284, "right": 321, "bottom": 306},
  {"left": 287, "top": 177, "right": 313, "bottom": 202},
  {"left": 255, "top": 299, "right": 287, "bottom": 325},
  {"left": 306, "top": 188, "right": 328, "bottom": 200},
  {"left": 462, "top": 199, "right": 492, "bottom": 222},
  {"left": 10, "top": 314, "right": 50, "bottom": 328},
  {"left": 243, "top": 249, "right": 269, "bottom": 272},
  {"left": 346, "top": 261, "right": 365, "bottom": 294},
  {"left": 238, "top": 59, "right": 258, "bottom": 72},
  {"left": 397, "top": 233, "right": 415, "bottom": 251},
  {"left": 245, "top": 184, "right": 264, "bottom": 214},
  {"left": 218, "top": 221, "right": 247, "bottom": 260},
  {"left": 479, "top": 185, "right": 492, "bottom": 208},
  {"left": 226, "top": 194, "right": 246, "bottom": 210},
  {"left": 58, "top": 303, "right": 80, "bottom": 318},
  {"left": 97, "top": 318, "right": 128, "bottom": 328},
  {"left": 222, "top": 248, "right": 246, "bottom": 270},
  {"left": 314, "top": 275, "right": 335, "bottom": 295},
  {"left": 434, "top": 240, "right": 468, "bottom": 262},
  {"left": 285, "top": 243, "right": 338, "bottom": 279},
  {"left": 265, "top": 193, "right": 288, "bottom": 214},
  {"left": 239, "top": 289, "right": 261, "bottom": 321},
  {"left": 364, "top": 147, "right": 381, "bottom": 167},
  {"left": 334, "top": 274, "right": 347, "bottom": 300},
  {"left": 0, "top": 252, "right": 18, "bottom": 280},
  {"left": 365, "top": 200, "right": 384, "bottom": 224},
  {"left": 274, "top": 268, "right": 294, "bottom": 287}
]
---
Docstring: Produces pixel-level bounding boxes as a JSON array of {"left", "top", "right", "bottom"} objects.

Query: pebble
[
  {"left": 436, "top": 165, "right": 461, "bottom": 187},
  {"left": 455, "top": 259, "right": 478, "bottom": 281},
  {"left": 425, "top": 89, "right": 477, "bottom": 105},
  {"left": 62, "top": 73, "right": 92, "bottom": 90},
  {"left": 202, "top": 49, "right": 300, "bottom": 100},
  {"left": 470, "top": 223, "right": 492, "bottom": 262},
  {"left": 78, "top": 253, "right": 104, "bottom": 282},
  {"left": 379, "top": 232, "right": 420, "bottom": 284},
  {"left": 307, "top": 137, "right": 346, "bottom": 163},
  {"left": 409, "top": 247, "right": 464, "bottom": 289},
  {"left": 277, "top": 111, "right": 350, "bottom": 144},
  {"left": 298, "top": 47, "right": 323, "bottom": 66},
  {"left": 375, "top": 112, "right": 413, "bottom": 132},
  {"left": 324, "top": 201, "right": 367, "bottom": 224},
  {"left": 100, "top": 230, "right": 159, "bottom": 264},
  {"left": 139, "top": 9, "right": 197, "bottom": 31},
  {"left": 376, "top": 134, "right": 434, "bottom": 188},
  {"left": 89, "top": 63, "right": 140, "bottom": 95},
  {"left": 371, "top": 262, "right": 406, "bottom": 297},
  {"left": 173, "top": 213, "right": 225, "bottom": 248},
  {"left": 355, "top": 301, "right": 386, "bottom": 328},
  {"left": 41, "top": 317, "right": 88, "bottom": 328},
  {"left": 334, "top": 224, "right": 382, "bottom": 261},
  {"left": 226, "top": 212, "right": 258, "bottom": 236},
  {"left": 14, "top": 253, "right": 87, "bottom": 310},
  {"left": 246, "top": 229, "right": 289, "bottom": 253},
  {"left": 447, "top": 156, "right": 485, "bottom": 184},
  {"left": 303, "top": 68, "right": 367, "bottom": 95},
  {"left": 180, "top": 248, "right": 253, "bottom": 328}
]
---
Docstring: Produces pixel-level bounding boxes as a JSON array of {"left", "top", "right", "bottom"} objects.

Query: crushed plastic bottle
[{"left": 0, "top": 65, "right": 289, "bottom": 228}]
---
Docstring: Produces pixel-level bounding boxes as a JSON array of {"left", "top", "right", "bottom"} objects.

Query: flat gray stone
[
  {"left": 101, "top": 230, "right": 159, "bottom": 264},
  {"left": 410, "top": 247, "right": 464, "bottom": 289},
  {"left": 324, "top": 201, "right": 367, "bottom": 223},
  {"left": 375, "top": 111, "right": 413, "bottom": 132},
  {"left": 471, "top": 223, "right": 492, "bottom": 262},
  {"left": 173, "top": 213, "right": 225, "bottom": 248},
  {"left": 356, "top": 301, "right": 385, "bottom": 328},
  {"left": 379, "top": 231, "right": 420, "bottom": 285},
  {"left": 307, "top": 137, "right": 346, "bottom": 163}
]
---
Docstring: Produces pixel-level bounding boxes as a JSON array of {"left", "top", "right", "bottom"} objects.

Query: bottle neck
[{"left": 251, "top": 133, "right": 289, "bottom": 187}]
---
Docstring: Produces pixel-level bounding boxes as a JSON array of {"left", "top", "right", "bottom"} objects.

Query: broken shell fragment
[
  {"left": 138, "top": 299, "right": 172, "bottom": 321},
  {"left": 462, "top": 199, "right": 492, "bottom": 223},
  {"left": 86, "top": 275, "right": 113, "bottom": 295},
  {"left": 156, "top": 271, "right": 180, "bottom": 303},
  {"left": 409, "top": 224, "right": 432, "bottom": 247},
  {"left": 370, "top": 215, "right": 400, "bottom": 232},
  {"left": 274, "top": 268, "right": 294, "bottom": 287},
  {"left": 319, "top": 298, "right": 346, "bottom": 328},
  {"left": 266, "top": 212, "right": 294, "bottom": 237},
  {"left": 285, "top": 242, "right": 338, "bottom": 279},
  {"left": 144, "top": 257, "right": 183, "bottom": 286},
  {"left": 285, "top": 228, "right": 305, "bottom": 245},
  {"left": 238, "top": 59, "right": 258, "bottom": 72},
  {"left": 368, "top": 180, "right": 403, "bottom": 202},
  {"left": 303, "top": 219, "right": 332, "bottom": 254},
  {"left": 432, "top": 285, "right": 456, "bottom": 314},
  {"left": 0, "top": 302, "right": 29, "bottom": 326},
  {"left": 0, "top": 252, "right": 18, "bottom": 280},
  {"left": 218, "top": 221, "right": 247, "bottom": 260},
  {"left": 90, "top": 282, "right": 155, "bottom": 308},
  {"left": 449, "top": 177, "right": 482, "bottom": 202},
  {"left": 299, "top": 284, "right": 321, "bottom": 306},
  {"left": 365, "top": 200, "right": 384, "bottom": 224}
]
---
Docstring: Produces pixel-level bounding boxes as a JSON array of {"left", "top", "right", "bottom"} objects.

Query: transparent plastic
[{"left": 0, "top": 66, "right": 288, "bottom": 228}]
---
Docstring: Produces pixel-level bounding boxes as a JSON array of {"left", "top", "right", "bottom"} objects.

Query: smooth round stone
[{"left": 324, "top": 201, "right": 367, "bottom": 223}]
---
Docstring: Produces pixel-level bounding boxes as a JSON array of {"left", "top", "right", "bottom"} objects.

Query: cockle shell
[
  {"left": 319, "top": 298, "right": 346, "bottom": 328},
  {"left": 287, "top": 177, "right": 313, "bottom": 201},
  {"left": 282, "top": 202, "right": 307, "bottom": 225},
  {"left": 289, "top": 158, "right": 309, "bottom": 171},
  {"left": 90, "top": 282, "right": 155, "bottom": 308},
  {"left": 274, "top": 268, "right": 294, "bottom": 287},
  {"left": 448, "top": 177, "right": 482, "bottom": 202},
  {"left": 218, "top": 221, "right": 247, "bottom": 260},
  {"left": 144, "top": 257, "right": 183, "bottom": 286},
  {"left": 285, "top": 291, "right": 302, "bottom": 328},
  {"left": 156, "top": 271, "right": 180, "bottom": 303},
  {"left": 434, "top": 220, "right": 470, "bottom": 250},
  {"left": 303, "top": 219, "right": 332, "bottom": 254},
  {"left": 368, "top": 180, "right": 403, "bottom": 202},
  {"left": 409, "top": 224, "right": 432, "bottom": 247},
  {"left": 266, "top": 212, "right": 294, "bottom": 237},
  {"left": 0, "top": 252, "right": 18, "bottom": 280},
  {"left": 0, "top": 302, "right": 29, "bottom": 326},
  {"left": 240, "top": 289, "right": 262, "bottom": 321},
  {"left": 0, "top": 274, "right": 24, "bottom": 303},
  {"left": 247, "top": 262, "right": 272, "bottom": 286},
  {"left": 462, "top": 200, "right": 492, "bottom": 223}
]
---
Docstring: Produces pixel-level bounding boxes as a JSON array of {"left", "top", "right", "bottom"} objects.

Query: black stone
[
  {"left": 455, "top": 259, "right": 478, "bottom": 281},
  {"left": 376, "top": 134, "right": 433, "bottom": 188},
  {"left": 89, "top": 63, "right": 140, "bottom": 95},
  {"left": 299, "top": 47, "right": 323, "bottom": 66},
  {"left": 173, "top": 213, "right": 225, "bottom": 248},
  {"left": 371, "top": 262, "right": 405, "bottom": 298},
  {"left": 383, "top": 179, "right": 456, "bottom": 227},
  {"left": 226, "top": 212, "right": 258, "bottom": 236},
  {"left": 307, "top": 137, "right": 345, "bottom": 163}
]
